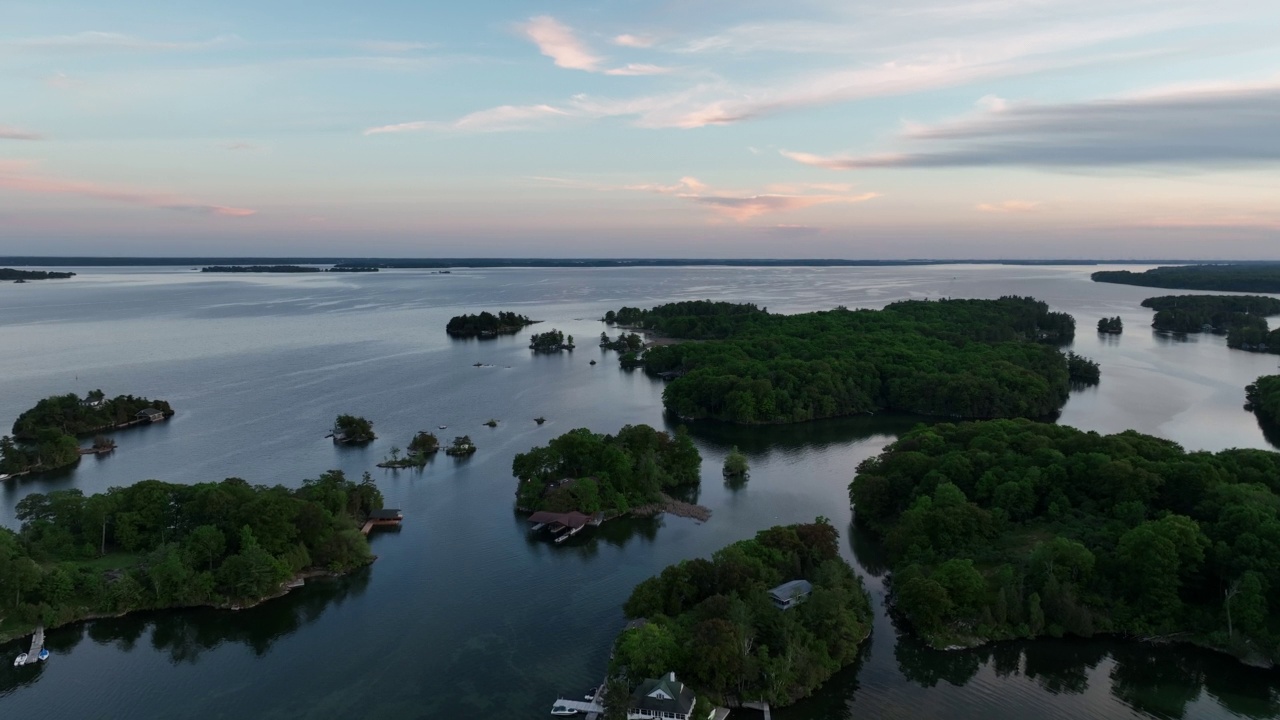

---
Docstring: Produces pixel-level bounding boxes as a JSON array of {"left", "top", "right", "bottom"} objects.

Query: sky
[{"left": 1, "top": 0, "right": 1279, "bottom": 258}]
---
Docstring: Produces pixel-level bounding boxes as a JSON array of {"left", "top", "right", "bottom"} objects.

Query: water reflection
[
  {"left": 683, "top": 413, "right": 927, "bottom": 454},
  {"left": 0, "top": 568, "right": 370, "bottom": 696}
]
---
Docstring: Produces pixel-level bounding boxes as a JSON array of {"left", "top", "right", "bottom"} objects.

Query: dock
[
  {"left": 15, "top": 625, "right": 46, "bottom": 666},
  {"left": 549, "top": 698, "right": 605, "bottom": 717}
]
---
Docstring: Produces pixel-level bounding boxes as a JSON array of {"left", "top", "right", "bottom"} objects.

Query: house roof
[
  {"left": 768, "top": 579, "right": 813, "bottom": 602},
  {"left": 526, "top": 510, "right": 593, "bottom": 528},
  {"left": 631, "top": 672, "right": 696, "bottom": 715}
]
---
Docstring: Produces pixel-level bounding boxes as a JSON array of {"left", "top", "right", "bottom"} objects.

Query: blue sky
[{"left": 2, "top": 0, "right": 1279, "bottom": 257}]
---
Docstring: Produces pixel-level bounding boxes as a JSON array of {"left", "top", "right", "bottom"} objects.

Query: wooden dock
[{"left": 15, "top": 625, "right": 45, "bottom": 666}]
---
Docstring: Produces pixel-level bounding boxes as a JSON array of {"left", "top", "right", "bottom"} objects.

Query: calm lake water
[{"left": 0, "top": 265, "right": 1277, "bottom": 719}]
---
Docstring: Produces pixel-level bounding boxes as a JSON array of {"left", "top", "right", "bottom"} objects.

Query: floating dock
[{"left": 361, "top": 508, "right": 403, "bottom": 535}]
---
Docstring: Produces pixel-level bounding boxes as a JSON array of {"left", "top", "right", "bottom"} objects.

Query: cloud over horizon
[
  {"left": 784, "top": 82, "right": 1280, "bottom": 171},
  {"left": 0, "top": 161, "right": 255, "bottom": 217}
]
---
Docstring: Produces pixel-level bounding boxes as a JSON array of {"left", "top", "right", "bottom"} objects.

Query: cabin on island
[
  {"left": 628, "top": 672, "right": 707, "bottom": 720},
  {"left": 361, "top": 507, "right": 403, "bottom": 535},
  {"left": 136, "top": 408, "right": 166, "bottom": 423},
  {"left": 769, "top": 579, "right": 812, "bottom": 610}
]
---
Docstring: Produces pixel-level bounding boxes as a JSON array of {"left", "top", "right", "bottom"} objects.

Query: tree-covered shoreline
[
  {"left": 612, "top": 520, "right": 872, "bottom": 707},
  {"left": 513, "top": 424, "right": 700, "bottom": 515},
  {"left": 1245, "top": 376, "right": 1280, "bottom": 429},
  {"left": 0, "top": 470, "right": 384, "bottom": 644},
  {"left": 850, "top": 419, "right": 1280, "bottom": 666},
  {"left": 0, "top": 268, "right": 76, "bottom": 281},
  {"left": 1093, "top": 265, "right": 1280, "bottom": 293},
  {"left": 608, "top": 298, "right": 1093, "bottom": 424}
]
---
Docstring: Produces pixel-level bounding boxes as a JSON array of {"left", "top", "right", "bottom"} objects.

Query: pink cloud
[
  {"left": 976, "top": 200, "right": 1042, "bottom": 213},
  {"left": 364, "top": 104, "right": 571, "bottom": 135},
  {"left": 605, "top": 63, "right": 674, "bottom": 76},
  {"left": 0, "top": 162, "right": 254, "bottom": 217},
  {"left": 0, "top": 125, "right": 42, "bottom": 141},
  {"left": 613, "top": 34, "right": 656, "bottom": 48},
  {"left": 623, "top": 176, "right": 880, "bottom": 221},
  {"left": 522, "top": 16, "right": 603, "bottom": 72}
]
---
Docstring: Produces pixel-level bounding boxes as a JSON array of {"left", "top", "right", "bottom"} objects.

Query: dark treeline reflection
[
  {"left": 683, "top": 412, "right": 929, "bottom": 457},
  {"left": 0, "top": 568, "right": 370, "bottom": 695}
]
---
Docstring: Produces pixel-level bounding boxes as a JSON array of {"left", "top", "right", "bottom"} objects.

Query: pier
[{"left": 14, "top": 625, "right": 46, "bottom": 666}]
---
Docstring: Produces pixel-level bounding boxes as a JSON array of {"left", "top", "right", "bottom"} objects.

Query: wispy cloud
[
  {"left": 363, "top": 104, "right": 571, "bottom": 135},
  {"left": 784, "top": 81, "right": 1280, "bottom": 171},
  {"left": 520, "top": 16, "right": 673, "bottom": 76},
  {"left": 522, "top": 16, "right": 604, "bottom": 72},
  {"left": 622, "top": 176, "right": 880, "bottom": 221},
  {"left": 0, "top": 125, "right": 42, "bottom": 140},
  {"left": 977, "top": 200, "right": 1042, "bottom": 213},
  {"left": 613, "top": 34, "right": 656, "bottom": 49},
  {"left": 0, "top": 161, "right": 254, "bottom": 216},
  {"left": 8, "top": 31, "right": 239, "bottom": 52}
]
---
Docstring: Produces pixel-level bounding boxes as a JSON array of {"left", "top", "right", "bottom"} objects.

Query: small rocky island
[
  {"left": 529, "top": 329, "right": 574, "bottom": 353},
  {"left": 1097, "top": 316, "right": 1123, "bottom": 334},
  {"left": 445, "top": 435, "right": 477, "bottom": 456},
  {"left": 377, "top": 431, "right": 439, "bottom": 468},
  {"left": 446, "top": 311, "right": 537, "bottom": 338},
  {"left": 330, "top": 414, "right": 376, "bottom": 444},
  {"left": 1, "top": 390, "right": 174, "bottom": 477},
  {"left": 0, "top": 268, "right": 76, "bottom": 281}
]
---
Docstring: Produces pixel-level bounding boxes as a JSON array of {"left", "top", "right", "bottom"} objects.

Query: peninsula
[
  {"left": 612, "top": 520, "right": 872, "bottom": 707},
  {"left": 1245, "top": 375, "right": 1280, "bottom": 428},
  {"left": 446, "top": 311, "right": 536, "bottom": 337},
  {"left": 606, "top": 297, "right": 1095, "bottom": 424},
  {"left": 850, "top": 418, "right": 1280, "bottom": 666},
  {"left": 1093, "top": 264, "right": 1280, "bottom": 293},
  {"left": 0, "top": 470, "right": 387, "bottom": 644}
]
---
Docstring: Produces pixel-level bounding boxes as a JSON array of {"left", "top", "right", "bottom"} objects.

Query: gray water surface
[{"left": 0, "top": 265, "right": 1276, "bottom": 719}]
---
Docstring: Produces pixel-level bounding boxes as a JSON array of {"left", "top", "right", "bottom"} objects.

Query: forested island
[
  {"left": 201, "top": 265, "right": 322, "bottom": 273},
  {"left": 610, "top": 520, "right": 872, "bottom": 707},
  {"left": 330, "top": 414, "right": 375, "bottom": 444},
  {"left": 0, "top": 268, "right": 75, "bottom": 281},
  {"left": 326, "top": 266, "right": 378, "bottom": 272},
  {"left": 607, "top": 298, "right": 1094, "bottom": 423},
  {"left": 446, "top": 311, "right": 536, "bottom": 337},
  {"left": 1093, "top": 264, "right": 1280, "bottom": 293},
  {"left": 850, "top": 419, "right": 1280, "bottom": 665},
  {"left": 513, "top": 424, "right": 701, "bottom": 515},
  {"left": 1097, "top": 317, "right": 1123, "bottom": 334},
  {"left": 1, "top": 391, "right": 173, "bottom": 476},
  {"left": 1245, "top": 376, "right": 1280, "bottom": 428},
  {"left": 0, "top": 470, "right": 383, "bottom": 643},
  {"left": 1139, "top": 295, "right": 1280, "bottom": 351},
  {"left": 529, "top": 329, "right": 574, "bottom": 352}
]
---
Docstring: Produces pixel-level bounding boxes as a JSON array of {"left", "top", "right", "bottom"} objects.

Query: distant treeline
[
  {"left": 1094, "top": 264, "right": 1280, "bottom": 293},
  {"left": 611, "top": 297, "right": 1093, "bottom": 423},
  {"left": 1, "top": 257, "right": 1220, "bottom": 268},
  {"left": 446, "top": 311, "right": 535, "bottom": 337},
  {"left": 0, "top": 268, "right": 75, "bottom": 280},
  {"left": 202, "top": 265, "right": 322, "bottom": 273}
]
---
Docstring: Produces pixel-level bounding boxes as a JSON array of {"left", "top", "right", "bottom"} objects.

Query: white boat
[
  {"left": 550, "top": 704, "right": 578, "bottom": 716},
  {"left": 13, "top": 652, "right": 27, "bottom": 667},
  {"left": 438, "top": 425, "right": 447, "bottom": 430}
]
